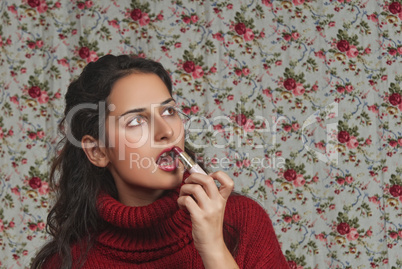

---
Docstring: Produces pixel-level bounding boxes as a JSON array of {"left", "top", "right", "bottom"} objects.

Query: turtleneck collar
[{"left": 94, "top": 173, "right": 194, "bottom": 260}]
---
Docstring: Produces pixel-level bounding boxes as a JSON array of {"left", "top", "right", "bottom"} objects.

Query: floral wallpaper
[{"left": 0, "top": 0, "right": 401, "bottom": 268}]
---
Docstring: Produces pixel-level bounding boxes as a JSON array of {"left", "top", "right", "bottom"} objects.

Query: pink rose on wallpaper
[
  {"left": 212, "top": 32, "right": 224, "bottom": 41},
  {"left": 283, "top": 215, "right": 292, "bottom": 223},
  {"left": 28, "top": 41, "right": 36, "bottom": 49},
  {"left": 108, "top": 20, "right": 120, "bottom": 29},
  {"left": 315, "top": 141, "right": 325, "bottom": 151},
  {"left": 38, "top": 182, "right": 49, "bottom": 195},
  {"left": 28, "top": 86, "right": 41, "bottom": 98},
  {"left": 389, "top": 185, "right": 402, "bottom": 197},
  {"left": 284, "top": 78, "right": 296, "bottom": 90},
  {"left": 244, "top": 119, "right": 255, "bottom": 132},
  {"left": 262, "top": 88, "right": 272, "bottom": 98},
  {"left": 58, "top": 58, "right": 69, "bottom": 67},
  {"left": 292, "top": 122, "right": 300, "bottom": 131},
  {"left": 292, "top": 214, "right": 300, "bottom": 222},
  {"left": 389, "top": 140, "right": 397, "bottom": 148},
  {"left": 28, "top": 0, "right": 40, "bottom": 8},
  {"left": 262, "top": 0, "right": 273, "bottom": 7},
  {"left": 389, "top": 2, "right": 402, "bottom": 14},
  {"left": 37, "top": 1, "right": 48, "bottom": 13},
  {"left": 85, "top": 0, "right": 93, "bottom": 8},
  {"left": 338, "top": 130, "right": 350, "bottom": 143},
  {"left": 183, "top": 61, "right": 195, "bottom": 73},
  {"left": 368, "top": 196, "right": 380, "bottom": 204},
  {"left": 367, "top": 14, "right": 378, "bottom": 22},
  {"left": 139, "top": 13, "right": 150, "bottom": 26},
  {"left": 244, "top": 28, "right": 255, "bottom": 41},
  {"left": 10, "top": 96, "right": 19, "bottom": 105},
  {"left": 293, "top": 83, "right": 305, "bottom": 96},
  {"left": 283, "top": 34, "right": 292, "bottom": 42},
  {"left": 337, "top": 40, "right": 350, "bottom": 52},
  {"left": 11, "top": 187, "right": 20, "bottom": 196},
  {"left": 345, "top": 176, "right": 354, "bottom": 184},
  {"left": 235, "top": 114, "right": 247, "bottom": 126},
  {"left": 347, "top": 228, "right": 359, "bottom": 241},
  {"left": 293, "top": 174, "right": 305, "bottom": 187},
  {"left": 337, "top": 222, "right": 350, "bottom": 235},
  {"left": 397, "top": 47, "right": 402, "bottom": 54},
  {"left": 29, "top": 223, "right": 37, "bottom": 231},
  {"left": 243, "top": 159, "right": 251, "bottom": 168},
  {"left": 183, "top": 16, "right": 191, "bottom": 24},
  {"left": 7, "top": 5, "right": 17, "bottom": 14},
  {"left": 336, "top": 177, "right": 345, "bottom": 185},
  {"left": 389, "top": 231, "right": 398, "bottom": 239},
  {"left": 37, "top": 131, "right": 45, "bottom": 139},
  {"left": 389, "top": 48, "right": 397, "bottom": 56},
  {"left": 235, "top": 69, "right": 242, "bottom": 76},
  {"left": 234, "top": 22, "right": 246, "bottom": 35},
  {"left": 87, "top": 51, "right": 99, "bottom": 63},
  {"left": 336, "top": 83, "right": 345, "bottom": 93},
  {"left": 182, "top": 107, "right": 191, "bottom": 115},
  {"left": 191, "top": 15, "right": 199, "bottom": 23},
  {"left": 37, "top": 222, "right": 46, "bottom": 230},
  {"left": 38, "top": 91, "right": 49, "bottom": 104},
  {"left": 293, "top": 0, "right": 305, "bottom": 5},
  {"left": 79, "top": 47, "right": 90, "bottom": 59},
  {"left": 130, "top": 9, "right": 142, "bottom": 21},
  {"left": 287, "top": 261, "right": 297, "bottom": 269},
  {"left": 192, "top": 65, "right": 204, "bottom": 79},
  {"left": 242, "top": 67, "right": 250, "bottom": 76},
  {"left": 389, "top": 93, "right": 402, "bottom": 106},
  {"left": 283, "top": 124, "right": 292, "bottom": 132},
  {"left": 346, "top": 136, "right": 358, "bottom": 149},
  {"left": 291, "top": 32, "right": 300, "bottom": 40},
  {"left": 345, "top": 85, "right": 354, "bottom": 92},
  {"left": 29, "top": 177, "right": 42, "bottom": 189},
  {"left": 315, "top": 50, "right": 326, "bottom": 59},
  {"left": 284, "top": 169, "right": 297, "bottom": 181},
  {"left": 0, "top": 219, "right": 4, "bottom": 233},
  {"left": 191, "top": 105, "right": 199, "bottom": 114},
  {"left": 36, "top": 40, "right": 44, "bottom": 48},
  {"left": 346, "top": 45, "right": 358, "bottom": 58}
]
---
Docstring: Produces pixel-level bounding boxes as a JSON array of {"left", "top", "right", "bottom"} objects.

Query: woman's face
[{"left": 103, "top": 73, "right": 185, "bottom": 206}]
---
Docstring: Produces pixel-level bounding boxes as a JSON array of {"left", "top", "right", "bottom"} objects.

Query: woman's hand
[{"left": 177, "top": 171, "right": 238, "bottom": 268}]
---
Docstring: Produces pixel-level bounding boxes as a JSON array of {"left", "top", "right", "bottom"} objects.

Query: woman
[{"left": 30, "top": 54, "right": 289, "bottom": 268}]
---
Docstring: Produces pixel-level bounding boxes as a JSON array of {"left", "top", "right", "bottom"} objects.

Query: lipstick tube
[{"left": 172, "top": 147, "right": 207, "bottom": 175}]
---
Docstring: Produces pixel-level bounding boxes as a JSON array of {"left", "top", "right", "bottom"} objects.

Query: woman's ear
[{"left": 81, "top": 135, "right": 109, "bottom": 167}]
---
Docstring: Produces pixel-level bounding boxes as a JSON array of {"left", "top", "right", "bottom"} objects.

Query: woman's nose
[{"left": 153, "top": 115, "right": 174, "bottom": 142}]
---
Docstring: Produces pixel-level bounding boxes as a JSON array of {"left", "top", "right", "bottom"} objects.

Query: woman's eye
[
  {"left": 161, "top": 106, "right": 177, "bottom": 116},
  {"left": 127, "top": 116, "right": 146, "bottom": 127}
]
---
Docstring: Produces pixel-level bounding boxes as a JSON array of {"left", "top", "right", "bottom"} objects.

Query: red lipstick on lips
[
  {"left": 156, "top": 147, "right": 178, "bottom": 172},
  {"left": 172, "top": 146, "right": 207, "bottom": 175}
]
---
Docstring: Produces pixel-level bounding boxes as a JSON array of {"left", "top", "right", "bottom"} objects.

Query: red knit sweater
[{"left": 44, "top": 188, "right": 289, "bottom": 268}]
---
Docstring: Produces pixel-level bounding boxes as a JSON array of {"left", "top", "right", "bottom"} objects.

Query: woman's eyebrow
[{"left": 117, "top": 98, "right": 175, "bottom": 118}]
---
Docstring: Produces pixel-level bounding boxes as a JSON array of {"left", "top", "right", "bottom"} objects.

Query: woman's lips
[{"left": 156, "top": 149, "right": 179, "bottom": 172}]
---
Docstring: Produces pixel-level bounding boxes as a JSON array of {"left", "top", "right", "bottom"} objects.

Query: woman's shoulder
[{"left": 225, "top": 193, "right": 272, "bottom": 223}]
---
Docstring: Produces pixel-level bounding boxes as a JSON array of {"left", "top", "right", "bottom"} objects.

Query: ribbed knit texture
[{"left": 44, "top": 184, "right": 289, "bottom": 268}]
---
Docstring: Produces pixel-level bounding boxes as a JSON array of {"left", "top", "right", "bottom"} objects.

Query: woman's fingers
[
  {"left": 208, "top": 171, "right": 234, "bottom": 200},
  {"left": 184, "top": 173, "right": 220, "bottom": 199},
  {"left": 179, "top": 182, "right": 210, "bottom": 208}
]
